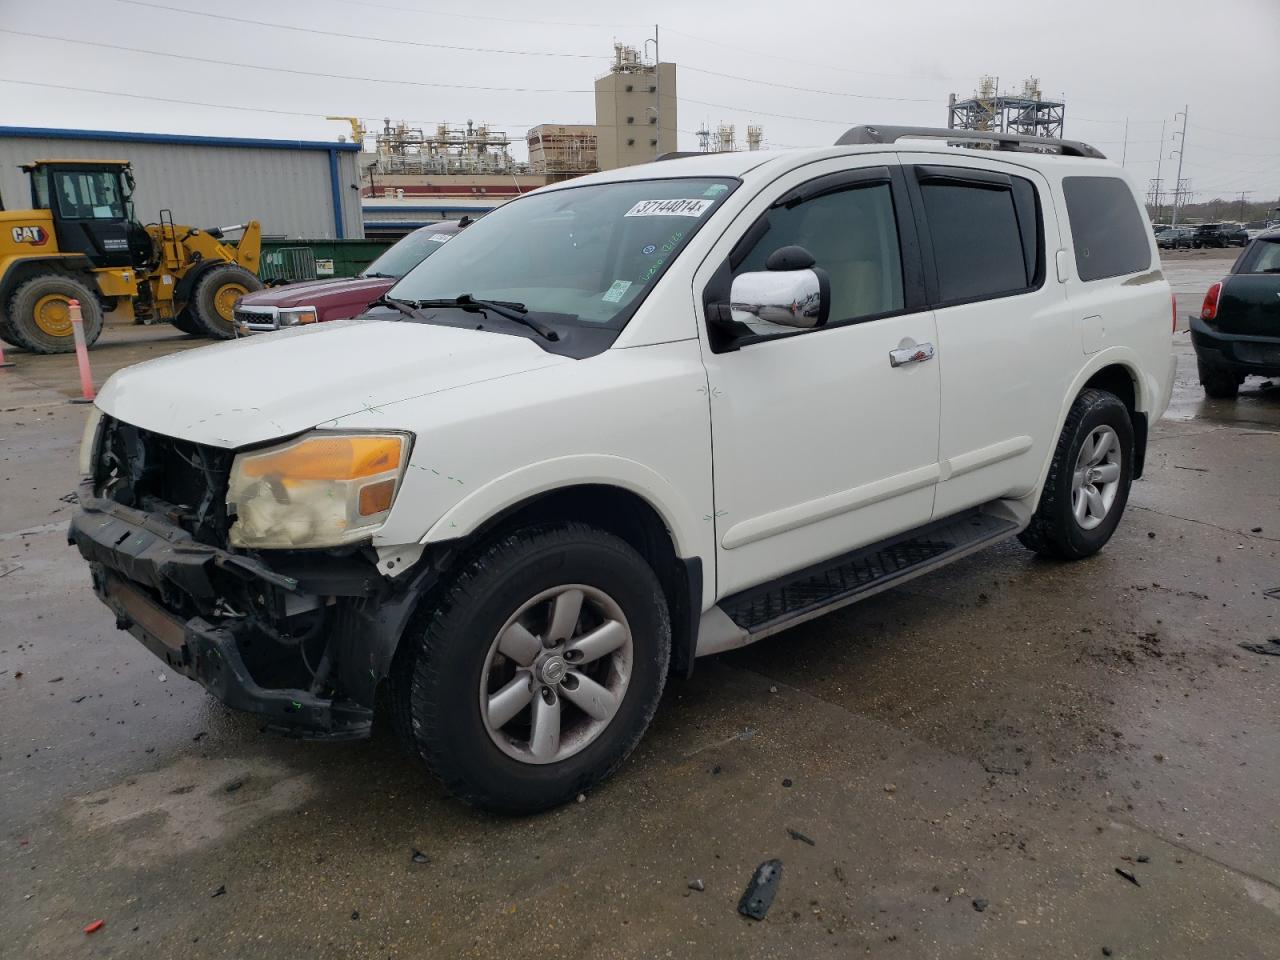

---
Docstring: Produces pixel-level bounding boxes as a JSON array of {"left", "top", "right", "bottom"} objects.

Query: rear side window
[
  {"left": 1237, "top": 238, "right": 1280, "bottom": 274},
  {"left": 919, "top": 173, "right": 1041, "bottom": 303},
  {"left": 1063, "top": 176, "right": 1151, "bottom": 281}
]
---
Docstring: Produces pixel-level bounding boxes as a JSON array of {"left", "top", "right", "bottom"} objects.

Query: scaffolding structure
[
  {"left": 947, "top": 77, "right": 1065, "bottom": 139},
  {"left": 370, "top": 118, "right": 529, "bottom": 175},
  {"left": 696, "top": 122, "right": 762, "bottom": 153},
  {"left": 526, "top": 125, "right": 599, "bottom": 178}
]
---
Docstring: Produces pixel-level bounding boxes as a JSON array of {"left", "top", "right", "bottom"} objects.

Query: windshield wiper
[
  {"left": 363, "top": 271, "right": 396, "bottom": 279},
  {"left": 369, "top": 294, "right": 425, "bottom": 319},
  {"left": 410, "top": 294, "right": 560, "bottom": 341}
]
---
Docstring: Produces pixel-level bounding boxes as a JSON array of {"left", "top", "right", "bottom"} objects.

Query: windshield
[
  {"left": 390, "top": 177, "right": 738, "bottom": 329},
  {"left": 363, "top": 226, "right": 457, "bottom": 278},
  {"left": 52, "top": 169, "right": 127, "bottom": 220}
]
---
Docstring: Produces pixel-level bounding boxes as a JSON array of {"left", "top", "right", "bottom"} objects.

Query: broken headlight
[
  {"left": 227, "top": 431, "right": 411, "bottom": 549},
  {"left": 78, "top": 406, "right": 105, "bottom": 478}
]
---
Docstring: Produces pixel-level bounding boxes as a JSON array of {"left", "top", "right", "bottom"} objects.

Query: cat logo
[{"left": 10, "top": 225, "right": 49, "bottom": 246}]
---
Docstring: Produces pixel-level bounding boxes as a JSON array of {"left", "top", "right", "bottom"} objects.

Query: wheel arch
[
  {"left": 1035, "top": 352, "right": 1150, "bottom": 497},
  {"left": 411, "top": 462, "right": 706, "bottom": 677},
  {"left": 0, "top": 254, "right": 95, "bottom": 306}
]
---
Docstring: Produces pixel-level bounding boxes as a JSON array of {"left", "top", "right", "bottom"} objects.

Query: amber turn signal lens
[
  {"left": 358, "top": 478, "right": 396, "bottom": 516},
  {"left": 241, "top": 435, "right": 404, "bottom": 481}
]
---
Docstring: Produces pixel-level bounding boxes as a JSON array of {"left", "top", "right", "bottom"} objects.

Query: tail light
[{"left": 1200, "top": 282, "right": 1222, "bottom": 322}]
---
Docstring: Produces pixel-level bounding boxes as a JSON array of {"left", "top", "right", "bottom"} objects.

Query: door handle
[{"left": 889, "top": 342, "right": 935, "bottom": 367}]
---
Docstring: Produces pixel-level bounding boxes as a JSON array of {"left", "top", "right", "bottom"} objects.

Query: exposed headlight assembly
[
  {"left": 78, "top": 406, "right": 105, "bottom": 478},
  {"left": 227, "top": 432, "right": 411, "bottom": 549}
]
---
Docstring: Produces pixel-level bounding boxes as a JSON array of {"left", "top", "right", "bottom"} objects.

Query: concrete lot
[{"left": 1, "top": 251, "right": 1277, "bottom": 959}]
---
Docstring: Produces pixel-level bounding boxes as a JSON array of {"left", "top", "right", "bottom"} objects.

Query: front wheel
[
  {"left": 1019, "top": 388, "right": 1134, "bottom": 561},
  {"left": 397, "top": 523, "right": 671, "bottom": 814},
  {"left": 189, "top": 263, "right": 262, "bottom": 339}
]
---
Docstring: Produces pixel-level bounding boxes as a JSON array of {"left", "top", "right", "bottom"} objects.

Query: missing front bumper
[{"left": 70, "top": 497, "right": 373, "bottom": 740}]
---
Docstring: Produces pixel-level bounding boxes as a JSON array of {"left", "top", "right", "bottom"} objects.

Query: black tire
[
  {"left": 397, "top": 522, "right": 671, "bottom": 814},
  {"left": 170, "top": 307, "right": 202, "bottom": 336},
  {"left": 189, "top": 263, "right": 262, "bottom": 339},
  {"left": 1198, "top": 357, "right": 1240, "bottom": 399},
  {"left": 4, "top": 274, "right": 103, "bottom": 354},
  {"left": 1018, "top": 388, "right": 1134, "bottom": 561}
]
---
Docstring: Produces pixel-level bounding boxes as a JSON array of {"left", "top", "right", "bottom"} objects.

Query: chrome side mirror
[{"left": 729, "top": 267, "right": 828, "bottom": 330}]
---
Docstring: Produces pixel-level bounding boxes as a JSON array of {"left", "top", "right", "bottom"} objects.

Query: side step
[{"left": 719, "top": 507, "right": 1019, "bottom": 641}]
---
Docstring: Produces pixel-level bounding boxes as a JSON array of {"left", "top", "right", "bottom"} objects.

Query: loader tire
[
  {"left": 170, "top": 308, "right": 202, "bottom": 336},
  {"left": 190, "top": 263, "right": 262, "bottom": 339},
  {"left": 5, "top": 274, "right": 103, "bottom": 354}
]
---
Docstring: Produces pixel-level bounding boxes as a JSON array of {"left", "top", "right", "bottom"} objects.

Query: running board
[{"left": 701, "top": 506, "right": 1020, "bottom": 653}]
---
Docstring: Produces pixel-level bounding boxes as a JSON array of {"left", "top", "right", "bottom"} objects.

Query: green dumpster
[{"left": 259, "top": 238, "right": 394, "bottom": 282}]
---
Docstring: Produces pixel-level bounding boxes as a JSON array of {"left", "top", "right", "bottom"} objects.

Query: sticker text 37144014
[{"left": 624, "top": 198, "right": 714, "bottom": 218}]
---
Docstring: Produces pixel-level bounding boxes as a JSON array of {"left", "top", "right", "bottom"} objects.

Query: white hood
[{"left": 96, "top": 318, "right": 568, "bottom": 448}]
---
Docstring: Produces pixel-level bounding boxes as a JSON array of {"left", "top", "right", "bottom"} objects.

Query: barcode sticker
[{"left": 624, "top": 198, "right": 713, "bottom": 218}]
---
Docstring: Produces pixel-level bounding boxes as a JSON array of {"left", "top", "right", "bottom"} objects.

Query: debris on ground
[
  {"left": 972, "top": 898, "right": 989, "bottom": 912},
  {"left": 1239, "top": 639, "right": 1280, "bottom": 657},
  {"left": 688, "top": 879, "right": 705, "bottom": 891},
  {"left": 158, "top": 673, "right": 166, "bottom": 682},
  {"left": 211, "top": 885, "right": 226, "bottom": 898},
  {"left": 224, "top": 780, "right": 243, "bottom": 793},
  {"left": 71, "top": 695, "right": 86, "bottom": 703},
  {"left": 350, "top": 910, "right": 360, "bottom": 920},
  {"left": 738, "top": 859, "right": 783, "bottom": 921},
  {"left": 1137, "top": 855, "right": 1150, "bottom": 863},
  {"left": 884, "top": 783, "right": 898, "bottom": 793},
  {"left": 192, "top": 731, "right": 207, "bottom": 742},
  {"left": 781, "top": 778, "right": 793, "bottom": 788},
  {"left": 1115, "top": 867, "right": 1141, "bottom": 887},
  {"left": 786, "top": 828, "right": 815, "bottom": 846},
  {"left": 83, "top": 920, "right": 104, "bottom": 934},
  {"left": 1253, "top": 527, "right": 1263, "bottom": 533},
  {"left": 576, "top": 793, "right": 586, "bottom": 803},
  {"left": 411, "top": 849, "right": 429, "bottom": 864},
  {"left": 1102, "top": 948, "right": 1113, "bottom": 956},
  {"left": 48, "top": 676, "right": 63, "bottom": 683}
]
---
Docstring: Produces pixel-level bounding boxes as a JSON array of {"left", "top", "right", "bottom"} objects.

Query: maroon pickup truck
[{"left": 233, "top": 219, "right": 468, "bottom": 331}]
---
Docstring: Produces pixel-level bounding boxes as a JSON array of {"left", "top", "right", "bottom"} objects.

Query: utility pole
[
  {"left": 653, "top": 24, "right": 660, "bottom": 159},
  {"left": 1152, "top": 119, "right": 1167, "bottom": 223},
  {"left": 1121, "top": 117, "right": 1129, "bottom": 167},
  {"left": 1235, "top": 190, "right": 1253, "bottom": 222},
  {"left": 1170, "top": 105, "right": 1188, "bottom": 227}
]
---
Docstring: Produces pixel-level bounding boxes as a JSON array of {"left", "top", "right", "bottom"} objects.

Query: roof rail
[{"left": 835, "top": 125, "right": 1106, "bottom": 160}]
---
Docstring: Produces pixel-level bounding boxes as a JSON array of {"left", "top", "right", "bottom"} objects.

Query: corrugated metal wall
[{"left": 0, "top": 131, "right": 363, "bottom": 240}]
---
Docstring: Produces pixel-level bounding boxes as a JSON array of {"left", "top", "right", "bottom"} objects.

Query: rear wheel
[
  {"left": 397, "top": 523, "right": 670, "bottom": 814},
  {"left": 4, "top": 274, "right": 104, "bottom": 354},
  {"left": 189, "top": 263, "right": 262, "bottom": 339},
  {"left": 1198, "top": 357, "right": 1240, "bottom": 399},
  {"left": 1019, "top": 388, "right": 1133, "bottom": 561}
]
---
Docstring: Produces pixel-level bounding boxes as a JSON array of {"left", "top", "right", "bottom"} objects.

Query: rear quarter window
[{"left": 1063, "top": 176, "right": 1152, "bottom": 282}]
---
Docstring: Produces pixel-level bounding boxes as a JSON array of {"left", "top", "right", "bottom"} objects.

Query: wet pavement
[{"left": 2, "top": 255, "right": 1277, "bottom": 958}]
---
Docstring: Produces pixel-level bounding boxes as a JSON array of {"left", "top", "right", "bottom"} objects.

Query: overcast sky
[{"left": 2, "top": 0, "right": 1277, "bottom": 205}]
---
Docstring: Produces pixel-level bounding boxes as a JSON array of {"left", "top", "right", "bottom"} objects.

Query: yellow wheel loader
[{"left": 0, "top": 160, "right": 262, "bottom": 354}]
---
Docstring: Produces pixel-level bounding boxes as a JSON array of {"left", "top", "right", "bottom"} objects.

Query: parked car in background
[
  {"left": 233, "top": 219, "right": 471, "bottom": 331},
  {"left": 1157, "top": 226, "right": 1196, "bottom": 249},
  {"left": 72, "top": 127, "right": 1175, "bottom": 813},
  {"left": 1192, "top": 223, "right": 1248, "bottom": 248},
  {"left": 1191, "top": 228, "right": 1280, "bottom": 398}
]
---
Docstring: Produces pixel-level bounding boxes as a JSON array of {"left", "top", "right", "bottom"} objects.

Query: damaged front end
[{"left": 69, "top": 415, "right": 427, "bottom": 740}]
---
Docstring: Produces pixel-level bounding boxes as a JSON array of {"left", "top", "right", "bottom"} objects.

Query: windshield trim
[{"left": 386, "top": 175, "right": 742, "bottom": 338}]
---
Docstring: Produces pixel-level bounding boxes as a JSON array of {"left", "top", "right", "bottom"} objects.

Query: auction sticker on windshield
[{"left": 624, "top": 198, "right": 714, "bottom": 218}]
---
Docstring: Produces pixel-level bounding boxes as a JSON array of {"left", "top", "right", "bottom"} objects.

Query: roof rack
[{"left": 835, "top": 125, "right": 1106, "bottom": 160}]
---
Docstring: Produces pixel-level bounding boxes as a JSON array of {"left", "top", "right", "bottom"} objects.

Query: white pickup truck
[{"left": 72, "top": 126, "right": 1176, "bottom": 813}]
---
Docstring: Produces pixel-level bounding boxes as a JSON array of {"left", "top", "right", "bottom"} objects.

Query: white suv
[{"left": 72, "top": 126, "right": 1176, "bottom": 812}]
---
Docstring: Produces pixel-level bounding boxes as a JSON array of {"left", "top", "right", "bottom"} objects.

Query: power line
[
  {"left": 110, "top": 0, "right": 607, "bottom": 59},
  {"left": 1, "top": 29, "right": 593, "bottom": 94},
  {"left": 681, "top": 65, "right": 935, "bottom": 104},
  {"left": 0, "top": 77, "right": 548, "bottom": 129},
  {"left": 330, "top": 0, "right": 646, "bottom": 29}
]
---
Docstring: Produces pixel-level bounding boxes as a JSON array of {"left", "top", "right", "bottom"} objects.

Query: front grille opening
[{"left": 96, "top": 415, "right": 234, "bottom": 546}]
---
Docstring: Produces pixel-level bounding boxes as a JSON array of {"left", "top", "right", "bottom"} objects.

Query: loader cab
[{"left": 22, "top": 160, "right": 144, "bottom": 269}]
